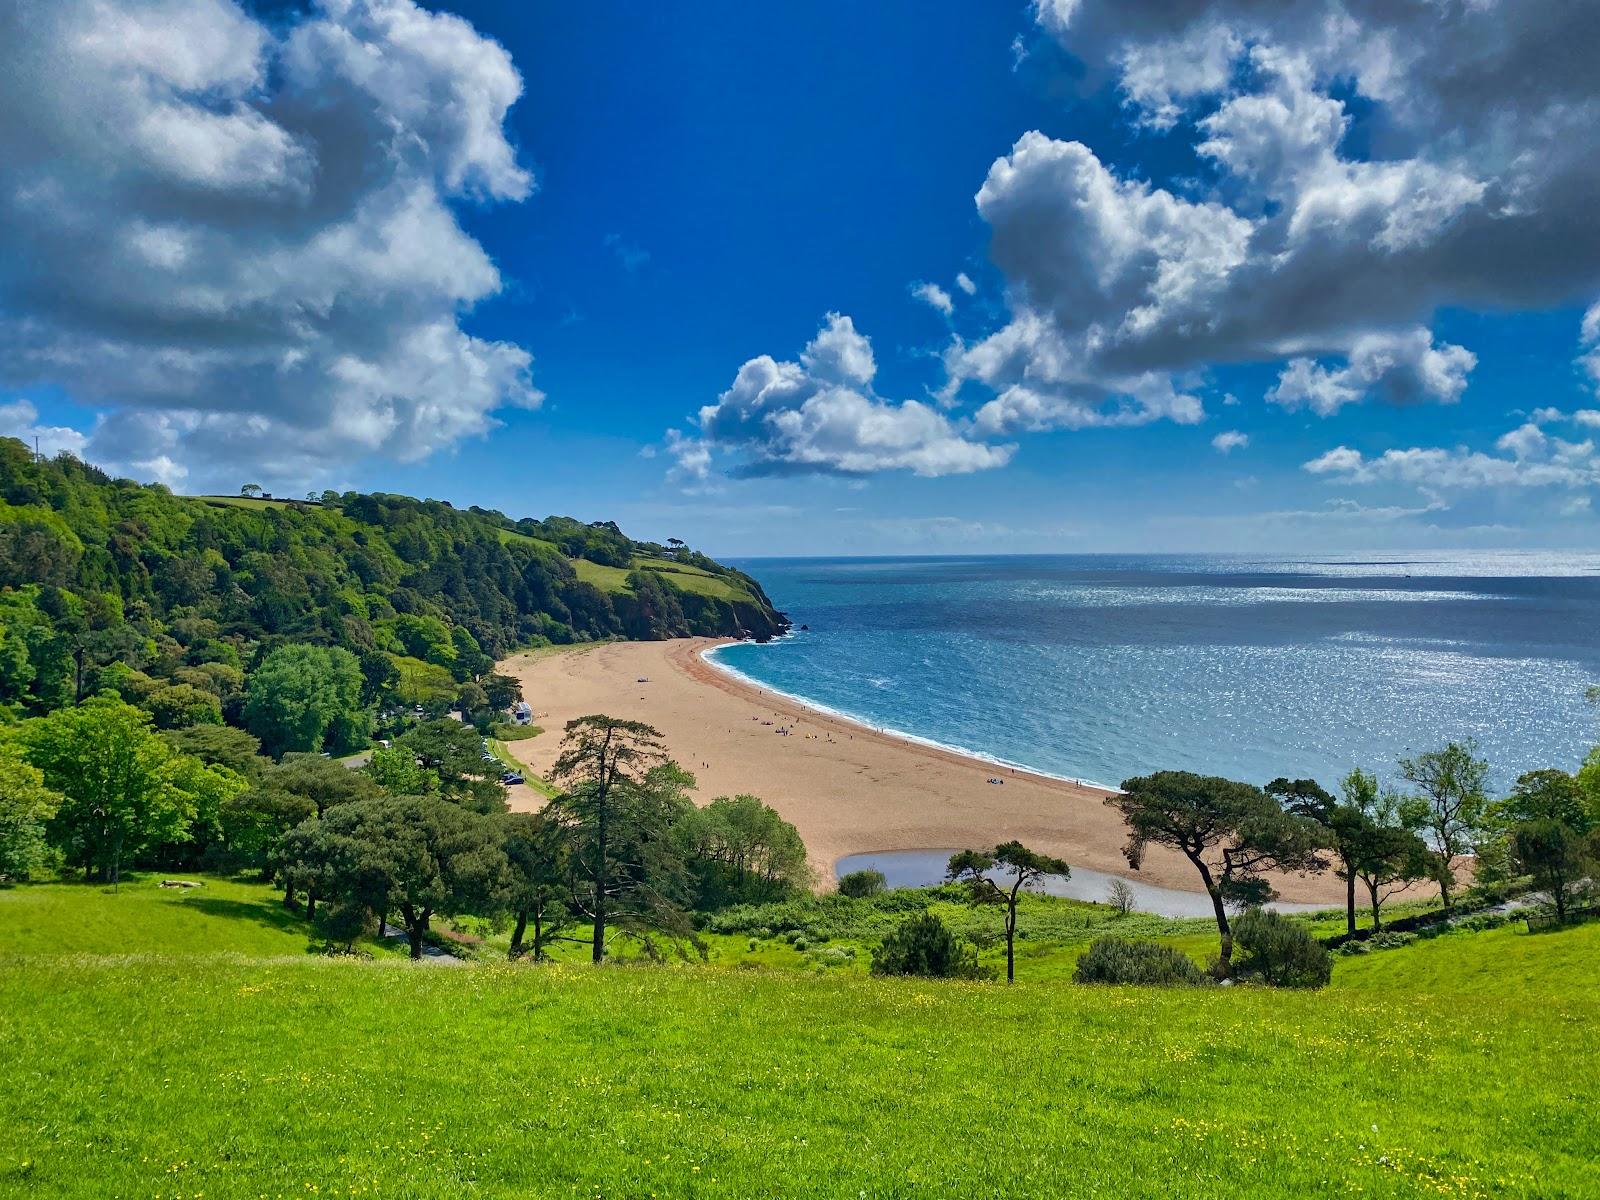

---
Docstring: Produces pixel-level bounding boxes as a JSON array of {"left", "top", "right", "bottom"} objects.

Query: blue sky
[{"left": 2, "top": 1, "right": 1599, "bottom": 555}]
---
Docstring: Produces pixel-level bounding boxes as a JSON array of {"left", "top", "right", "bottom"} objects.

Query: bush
[
  {"left": 1073, "top": 937, "right": 1206, "bottom": 986},
  {"left": 1368, "top": 930, "right": 1418, "bottom": 951},
  {"left": 838, "top": 869, "right": 887, "bottom": 899},
  {"left": 1232, "top": 909, "right": 1332, "bottom": 988},
  {"left": 871, "top": 912, "right": 988, "bottom": 980}
]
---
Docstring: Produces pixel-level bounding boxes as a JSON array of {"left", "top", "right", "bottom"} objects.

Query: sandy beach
[{"left": 498, "top": 638, "right": 1347, "bottom": 904}]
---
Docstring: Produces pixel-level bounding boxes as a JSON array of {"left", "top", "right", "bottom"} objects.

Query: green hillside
[
  {"left": 0, "top": 880, "right": 1594, "bottom": 1199},
  {"left": 0, "top": 438, "right": 786, "bottom": 726}
]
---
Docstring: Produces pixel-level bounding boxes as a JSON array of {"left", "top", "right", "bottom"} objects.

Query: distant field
[{"left": 1, "top": 880, "right": 1596, "bottom": 1198}]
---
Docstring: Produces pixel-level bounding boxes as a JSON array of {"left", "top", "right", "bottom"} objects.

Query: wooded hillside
[{"left": 0, "top": 437, "right": 785, "bottom": 719}]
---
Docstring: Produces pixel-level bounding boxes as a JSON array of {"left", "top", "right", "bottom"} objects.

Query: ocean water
[{"left": 713, "top": 553, "right": 1600, "bottom": 792}]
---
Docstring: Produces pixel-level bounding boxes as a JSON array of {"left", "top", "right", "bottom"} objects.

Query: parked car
[{"left": 500, "top": 771, "right": 524, "bottom": 786}]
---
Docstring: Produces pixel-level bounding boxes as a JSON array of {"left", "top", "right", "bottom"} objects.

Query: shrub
[
  {"left": 791, "top": 936, "right": 809, "bottom": 952},
  {"left": 871, "top": 912, "right": 988, "bottom": 980},
  {"left": 1232, "top": 909, "right": 1332, "bottom": 988},
  {"left": 1368, "top": 930, "right": 1418, "bottom": 951},
  {"left": 1073, "top": 937, "right": 1206, "bottom": 986},
  {"left": 1106, "top": 878, "right": 1136, "bottom": 917},
  {"left": 838, "top": 869, "right": 887, "bottom": 899}
]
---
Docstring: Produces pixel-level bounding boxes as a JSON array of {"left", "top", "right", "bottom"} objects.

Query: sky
[{"left": 2, "top": 0, "right": 1599, "bottom": 556}]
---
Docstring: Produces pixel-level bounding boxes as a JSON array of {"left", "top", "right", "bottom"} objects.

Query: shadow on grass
[{"left": 179, "top": 895, "right": 313, "bottom": 937}]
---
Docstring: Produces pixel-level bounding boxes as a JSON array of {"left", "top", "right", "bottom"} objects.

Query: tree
[
  {"left": 160, "top": 725, "right": 265, "bottom": 779},
  {"left": 1495, "top": 768, "right": 1593, "bottom": 832},
  {"left": 946, "top": 841, "right": 1069, "bottom": 983},
  {"left": 141, "top": 682, "right": 223, "bottom": 730},
  {"left": 837, "top": 868, "right": 886, "bottom": 898},
  {"left": 480, "top": 672, "right": 523, "bottom": 713},
  {"left": 1397, "top": 741, "right": 1489, "bottom": 908},
  {"left": 678, "top": 793, "right": 812, "bottom": 907},
  {"left": 0, "top": 742, "right": 61, "bottom": 880},
  {"left": 871, "top": 911, "right": 987, "bottom": 979},
  {"left": 1266, "top": 776, "right": 1358, "bottom": 934},
  {"left": 1109, "top": 771, "right": 1325, "bottom": 975},
  {"left": 231, "top": 754, "right": 381, "bottom": 899},
  {"left": 17, "top": 696, "right": 199, "bottom": 883},
  {"left": 280, "top": 797, "right": 508, "bottom": 959},
  {"left": 1339, "top": 770, "right": 1434, "bottom": 931},
  {"left": 239, "top": 483, "right": 263, "bottom": 497},
  {"left": 394, "top": 719, "right": 504, "bottom": 812},
  {"left": 243, "top": 644, "right": 371, "bottom": 758},
  {"left": 1509, "top": 820, "right": 1594, "bottom": 922},
  {"left": 548, "top": 716, "right": 695, "bottom": 962},
  {"left": 1106, "top": 877, "right": 1136, "bottom": 916},
  {"left": 1493, "top": 767, "right": 1597, "bottom": 922},
  {"left": 496, "top": 811, "right": 574, "bottom": 960},
  {"left": 364, "top": 744, "right": 431, "bottom": 796}
]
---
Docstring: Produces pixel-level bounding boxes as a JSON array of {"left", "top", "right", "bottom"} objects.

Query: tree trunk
[
  {"left": 283, "top": 877, "right": 296, "bottom": 909},
  {"left": 1437, "top": 864, "right": 1453, "bottom": 909},
  {"left": 532, "top": 906, "right": 544, "bottom": 961},
  {"left": 1005, "top": 917, "right": 1015, "bottom": 985},
  {"left": 402, "top": 904, "right": 428, "bottom": 959},
  {"left": 1192, "top": 857, "right": 1232, "bottom": 975},
  {"left": 509, "top": 910, "right": 528, "bottom": 958},
  {"left": 306, "top": 888, "right": 317, "bottom": 924},
  {"left": 1554, "top": 880, "right": 1567, "bottom": 922},
  {"left": 1345, "top": 869, "right": 1356, "bottom": 936},
  {"left": 1368, "top": 879, "right": 1383, "bottom": 931},
  {"left": 592, "top": 793, "right": 608, "bottom": 965}
]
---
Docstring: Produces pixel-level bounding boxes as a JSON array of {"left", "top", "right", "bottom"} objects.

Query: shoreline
[
  {"left": 498, "top": 637, "right": 1349, "bottom": 905},
  {"left": 700, "top": 641, "right": 1124, "bottom": 793}
]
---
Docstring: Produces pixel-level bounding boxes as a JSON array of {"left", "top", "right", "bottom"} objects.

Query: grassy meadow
[{"left": 2, "top": 877, "right": 1597, "bottom": 1198}]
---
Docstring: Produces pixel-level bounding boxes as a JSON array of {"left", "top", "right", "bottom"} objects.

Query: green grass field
[
  {"left": 569, "top": 554, "right": 754, "bottom": 604},
  {"left": 2, "top": 879, "right": 1595, "bottom": 1198}
]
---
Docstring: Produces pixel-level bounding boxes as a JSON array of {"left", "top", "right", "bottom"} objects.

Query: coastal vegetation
[
  {"left": 0, "top": 436, "right": 784, "bottom": 739},
  {"left": 4, "top": 447, "right": 1598, "bottom": 1194}
]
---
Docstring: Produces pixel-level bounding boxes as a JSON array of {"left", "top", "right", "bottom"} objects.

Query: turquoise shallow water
[{"left": 713, "top": 553, "right": 1600, "bottom": 792}]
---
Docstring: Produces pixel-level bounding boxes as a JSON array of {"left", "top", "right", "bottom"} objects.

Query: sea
[{"left": 712, "top": 552, "right": 1600, "bottom": 794}]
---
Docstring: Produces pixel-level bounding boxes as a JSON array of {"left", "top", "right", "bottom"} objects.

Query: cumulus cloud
[
  {"left": 1304, "top": 425, "right": 1600, "bottom": 492},
  {"left": 0, "top": 0, "right": 538, "bottom": 490},
  {"left": 1211, "top": 430, "right": 1248, "bottom": 454},
  {"left": 0, "top": 400, "right": 89, "bottom": 460},
  {"left": 955, "top": 273, "right": 977, "bottom": 296},
  {"left": 1268, "top": 330, "right": 1475, "bottom": 416},
  {"left": 949, "top": 1, "right": 1600, "bottom": 430},
  {"left": 670, "top": 314, "right": 1014, "bottom": 481},
  {"left": 911, "top": 282, "right": 954, "bottom": 316}
]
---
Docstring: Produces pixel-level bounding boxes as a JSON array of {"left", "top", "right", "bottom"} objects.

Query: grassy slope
[
  {"left": 1, "top": 882, "right": 1597, "bottom": 1199},
  {"left": 0, "top": 876, "right": 406, "bottom": 960},
  {"left": 570, "top": 554, "right": 755, "bottom": 604}
]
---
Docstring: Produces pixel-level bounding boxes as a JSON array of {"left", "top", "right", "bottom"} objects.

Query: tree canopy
[{"left": 1110, "top": 771, "right": 1324, "bottom": 974}]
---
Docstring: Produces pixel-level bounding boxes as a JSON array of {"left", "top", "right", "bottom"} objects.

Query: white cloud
[
  {"left": 0, "top": 0, "right": 537, "bottom": 491},
  {"left": 1581, "top": 300, "right": 1600, "bottom": 396},
  {"left": 955, "top": 1, "right": 1600, "bottom": 435},
  {"left": 0, "top": 399, "right": 88, "bottom": 460},
  {"left": 954, "top": 272, "right": 977, "bottom": 296},
  {"left": 672, "top": 314, "right": 1014, "bottom": 481},
  {"left": 1268, "top": 330, "right": 1475, "bottom": 416},
  {"left": 911, "top": 282, "right": 954, "bottom": 316},
  {"left": 1211, "top": 430, "right": 1248, "bottom": 454},
  {"left": 1304, "top": 425, "right": 1600, "bottom": 492}
]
